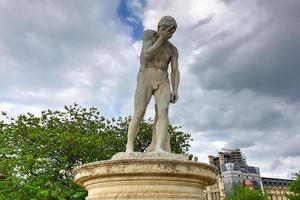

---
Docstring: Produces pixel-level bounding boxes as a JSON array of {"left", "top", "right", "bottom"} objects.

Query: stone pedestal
[{"left": 73, "top": 153, "right": 218, "bottom": 200}]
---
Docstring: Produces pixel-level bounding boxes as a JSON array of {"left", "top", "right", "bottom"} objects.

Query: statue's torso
[{"left": 140, "top": 30, "right": 174, "bottom": 73}]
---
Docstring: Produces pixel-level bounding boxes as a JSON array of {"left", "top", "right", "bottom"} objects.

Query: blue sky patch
[{"left": 117, "top": 0, "right": 146, "bottom": 40}]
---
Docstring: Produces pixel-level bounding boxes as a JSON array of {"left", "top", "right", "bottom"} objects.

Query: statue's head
[{"left": 158, "top": 16, "right": 177, "bottom": 36}]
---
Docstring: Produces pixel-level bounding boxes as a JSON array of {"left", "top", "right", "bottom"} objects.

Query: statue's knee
[
  {"left": 157, "top": 108, "right": 168, "bottom": 118},
  {"left": 132, "top": 112, "right": 144, "bottom": 123}
]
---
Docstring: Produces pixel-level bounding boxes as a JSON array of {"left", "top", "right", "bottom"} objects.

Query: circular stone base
[
  {"left": 73, "top": 154, "right": 218, "bottom": 200},
  {"left": 111, "top": 152, "right": 189, "bottom": 161}
]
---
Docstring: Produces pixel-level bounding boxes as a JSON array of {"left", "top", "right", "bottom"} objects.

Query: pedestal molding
[{"left": 73, "top": 156, "right": 218, "bottom": 199}]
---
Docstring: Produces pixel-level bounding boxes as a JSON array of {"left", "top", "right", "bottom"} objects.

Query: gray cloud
[
  {"left": 219, "top": 0, "right": 236, "bottom": 4},
  {"left": 172, "top": 86, "right": 292, "bottom": 133},
  {"left": 190, "top": 0, "right": 300, "bottom": 102},
  {"left": 282, "top": 135, "right": 300, "bottom": 157},
  {"left": 191, "top": 14, "right": 215, "bottom": 30}
]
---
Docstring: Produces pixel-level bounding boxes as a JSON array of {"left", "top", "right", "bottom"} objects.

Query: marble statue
[
  {"left": 74, "top": 17, "right": 218, "bottom": 199},
  {"left": 126, "top": 16, "right": 180, "bottom": 153}
]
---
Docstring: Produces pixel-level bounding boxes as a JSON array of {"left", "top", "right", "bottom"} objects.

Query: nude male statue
[{"left": 126, "top": 16, "right": 180, "bottom": 153}]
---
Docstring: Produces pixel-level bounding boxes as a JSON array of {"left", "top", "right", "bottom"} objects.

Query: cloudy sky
[{"left": 1, "top": 0, "right": 299, "bottom": 179}]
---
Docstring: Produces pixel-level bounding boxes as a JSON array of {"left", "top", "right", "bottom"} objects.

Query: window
[{"left": 216, "top": 192, "right": 220, "bottom": 200}]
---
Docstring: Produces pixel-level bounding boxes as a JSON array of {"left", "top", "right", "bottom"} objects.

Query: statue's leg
[
  {"left": 164, "top": 129, "right": 171, "bottom": 152},
  {"left": 148, "top": 104, "right": 158, "bottom": 152},
  {"left": 126, "top": 80, "right": 152, "bottom": 153},
  {"left": 153, "top": 81, "right": 171, "bottom": 153}
]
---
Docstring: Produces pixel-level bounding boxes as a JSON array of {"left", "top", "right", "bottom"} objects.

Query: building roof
[
  {"left": 221, "top": 163, "right": 260, "bottom": 175},
  {"left": 244, "top": 166, "right": 260, "bottom": 174},
  {"left": 261, "top": 177, "right": 293, "bottom": 187}
]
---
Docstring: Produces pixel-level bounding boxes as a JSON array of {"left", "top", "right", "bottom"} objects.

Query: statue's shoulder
[
  {"left": 143, "top": 29, "right": 157, "bottom": 40},
  {"left": 167, "top": 42, "right": 178, "bottom": 56},
  {"left": 144, "top": 29, "right": 156, "bottom": 35}
]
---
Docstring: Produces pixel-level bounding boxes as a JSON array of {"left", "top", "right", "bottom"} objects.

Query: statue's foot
[
  {"left": 125, "top": 149, "right": 133, "bottom": 153},
  {"left": 153, "top": 146, "right": 168, "bottom": 153},
  {"left": 125, "top": 145, "right": 134, "bottom": 153},
  {"left": 147, "top": 144, "right": 155, "bottom": 152}
]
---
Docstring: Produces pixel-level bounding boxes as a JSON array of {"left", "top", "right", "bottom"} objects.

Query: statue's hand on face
[{"left": 158, "top": 25, "right": 175, "bottom": 41}]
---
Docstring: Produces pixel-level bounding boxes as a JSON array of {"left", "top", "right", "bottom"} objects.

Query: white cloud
[{"left": 0, "top": 0, "right": 140, "bottom": 117}]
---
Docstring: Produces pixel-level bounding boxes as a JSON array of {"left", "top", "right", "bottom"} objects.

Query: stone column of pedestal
[{"left": 73, "top": 152, "right": 218, "bottom": 200}]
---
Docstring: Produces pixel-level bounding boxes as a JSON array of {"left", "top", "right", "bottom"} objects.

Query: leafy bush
[
  {"left": 0, "top": 104, "right": 192, "bottom": 200},
  {"left": 225, "top": 186, "right": 268, "bottom": 200}
]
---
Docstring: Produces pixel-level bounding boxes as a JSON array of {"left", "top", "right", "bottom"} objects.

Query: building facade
[
  {"left": 205, "top": 174, "right": 225, "bottom": 200},
  {"left": 262, "top": 177, "right": 291, "bottom": 200},
  {"left": 205, "top": 149, "right": 292, "bottom": 200}
]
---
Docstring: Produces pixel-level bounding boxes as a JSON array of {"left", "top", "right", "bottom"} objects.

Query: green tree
[
  {"left": 225, "top": 186, "right": 268, "bottom": 200},
  {"left": 0, "top": 104, "right": 192, "bottom": 200},
  {"left": 287, "top": 172, "right": 300, "bottom": 200}
]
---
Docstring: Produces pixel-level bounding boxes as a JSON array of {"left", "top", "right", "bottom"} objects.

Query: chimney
[
  {"left": 208, "top": 155, "right": 214, "bottom": 165},
  {"left": 219, "top": 152, "right": 225, "bottom": 166}
]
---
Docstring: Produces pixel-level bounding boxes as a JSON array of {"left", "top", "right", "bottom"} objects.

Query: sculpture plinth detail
[{"left": 73, "top": 153, "right": 218, "bottom": 200}]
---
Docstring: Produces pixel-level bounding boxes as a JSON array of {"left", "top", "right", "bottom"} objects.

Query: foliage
[
  {"left": 225, "top": 186, "right": 268, "bottom": 200},
  {"left": 287, "top": 172, "right": 300, "bottom": 200},
  {"left": 0, "top": 104, "right": 192, "bottom": 200}
]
